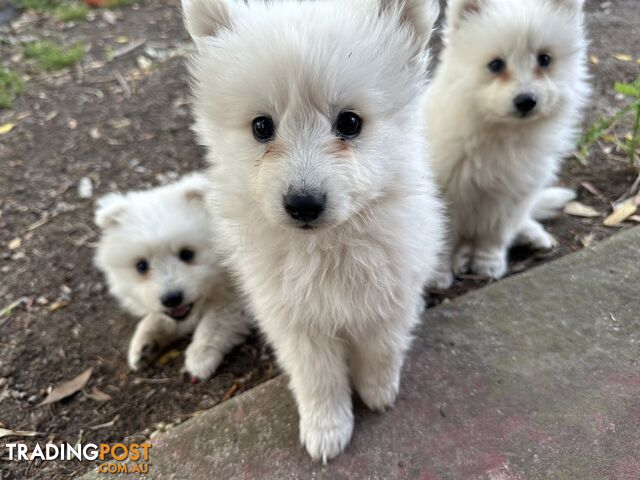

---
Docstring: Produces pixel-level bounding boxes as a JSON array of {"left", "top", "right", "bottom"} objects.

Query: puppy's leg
[
  {"left": 471, "top": 232, "right": 510, "bottom": 279},
  {"left": 452, "top": 242, "right": 473, "bottom": 276},
  {"left": 514, "top": 217, "right": 557, "bottom": 251},
  {"left": 349, "top": 310, "right": 416, "bottom": 412},
  {"left": 427, "top": 241, "right": 455, "bottom": 289},
  {"left": 184, "top": 301, "right": 250, "bottom": 381},
  {"left": 269, "top": 327, "right": 353, "bottom": 463},
  {"left": 128, "top": 314, "right": 184, "bottom": 371}
]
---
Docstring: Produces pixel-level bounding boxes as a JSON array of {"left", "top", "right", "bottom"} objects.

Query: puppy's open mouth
[{"left": 165, "top": 303, "right": 194, "bottom": 321}]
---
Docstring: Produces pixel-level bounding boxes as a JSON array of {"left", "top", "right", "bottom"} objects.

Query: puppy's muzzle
[
  {"left": 514, "top": 93, "right": 537, "bottom": 116},
  {"left": 283, "top": 191, "right": 327, "bottom": 224}
]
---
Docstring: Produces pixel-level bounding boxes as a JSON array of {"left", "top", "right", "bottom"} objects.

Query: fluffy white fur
[
  {"left": 426, "top": 0, "right": 590, "bottom": 283},
  {"left": 183, "top": 0, "right": 444, "bottom": 462},
  {"left": 94, "top": 174, "right": 250, "bottom": 381}
]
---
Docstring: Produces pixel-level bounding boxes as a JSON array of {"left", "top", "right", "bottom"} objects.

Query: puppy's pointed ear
[
  {"left": 378, "top": 0, "right": 440, "bottom": 52},
  {"left": 95, "top": 193, "right": 127, "bottom": 230},
  {"left": 180, "top": 173, "right": 209, "bottom": 204},
  {"left": 447, "top": 0, "right": 485, "bottom": 30},
  {"left": 182, "top": 0, "right": 232, "bottom": 42}
]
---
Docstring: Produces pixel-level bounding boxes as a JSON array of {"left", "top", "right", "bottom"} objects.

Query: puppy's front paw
[
  {"left": 184, "top": 344, "right": 222, "bottom": 381},
  {"left": 427, "top": 269, "right": 454, "bottom": 290},
  {"left": 356, "top": 376, "right": 399, "bottom": 412},
  {"left": 516, "top": 220, "right": 557, "bottom": 251},
  {"left": 471, "top": 251, "right": 507, "bottom": 279},
  {"left": 527, "top": 229, "right": 557, "bottom": 251},
  {"left": 300, "top": 410, "right": 354, "bottom": 463},
  {"left": 127, "top": 341, "right": 160, "bottom": 372},
  {"left": 452, "top": 244, "right": 472, "bottom": 275}
]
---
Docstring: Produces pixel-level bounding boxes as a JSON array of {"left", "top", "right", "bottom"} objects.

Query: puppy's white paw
[
  {"left": 184, "top": 344, "right": 222, "bottom": 381},
  {"left": 127, "top": 340, "right": 160, "bottom": 372},
  {"left": 427, "top": 269, "right": 454, "bottom": 290},
  {"left": 356, "top": 377, "right": 399, "bottom": 412},
  {"left": 452, "top": 244, "right": 472, "bottom": 275},
  {"left": 516, "top": 219, "right": 557, "bottom": 251},
  {"left": 300, "top": 411, "right": 354, "bottom": 463},
  {"left": 471, "top": 251, "right": 507, "bottom": 279},
  {"left": 525, "top": 229, "right": 557, "bottom": 251}
]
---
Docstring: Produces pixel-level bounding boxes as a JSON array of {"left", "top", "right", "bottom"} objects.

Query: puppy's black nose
[
  {"left": 161, "top": 291, "right": 184, "bottom": 308},
  {"left": 514, "top": 93, "right": 537, "bottom": 114},
  {"left": 284, "top": 192, "right": 326, "bottom": 222}
]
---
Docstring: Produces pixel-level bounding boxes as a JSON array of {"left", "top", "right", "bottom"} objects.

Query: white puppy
[
  {"left": 182, "top": 0, "right": 444, "bottom": 462},
  {"left": 426, "top": 0, "right": 589, "bottom": 282},
  {"left": 94, "top": 174, "right": 250, "bottom": 381}
]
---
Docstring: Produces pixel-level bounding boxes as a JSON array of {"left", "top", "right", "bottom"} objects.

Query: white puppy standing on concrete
[
  {"left": 182, "top": 0, "right": 444, "bottom": 462},
  {"left": 426, "top": 0, "right": 590, "bottom": 283},
  {"left": 94, "top": 174, "right": 250, "bottom": 382}
]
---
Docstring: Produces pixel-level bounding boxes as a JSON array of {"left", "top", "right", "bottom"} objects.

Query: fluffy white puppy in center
[{"left": 182, "top": 0, "right": 444, "bottom": 462}]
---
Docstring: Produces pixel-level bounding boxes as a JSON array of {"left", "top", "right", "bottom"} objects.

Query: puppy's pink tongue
[{"left": 169, "top": 304, "right": 190, "bottom": 318}]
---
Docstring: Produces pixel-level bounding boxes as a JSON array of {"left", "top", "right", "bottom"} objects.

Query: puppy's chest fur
[
  {"left": 227, "top": 215, "right": 417, "bottom": 332},
  {"left": 440, "top": 127, "right": 558, "bottom": 228}
]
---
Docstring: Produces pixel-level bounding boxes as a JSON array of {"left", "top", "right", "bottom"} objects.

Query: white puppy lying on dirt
[
  {"left": 426, "top": 0, "right": 590, "bottom": 283},
  {"left": 94, "top": 173, "right": 250, "bottom": 382},
  {"left": 183, "top": 0, "right": 444, "bottom": 462}
]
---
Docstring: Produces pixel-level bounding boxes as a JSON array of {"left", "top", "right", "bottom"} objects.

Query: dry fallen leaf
[
  {"left": 603, "top": 201, "right": 638, "bottom": 227},
  {"left": 0, "top": 123, "right": 15, "bottom": 135},
  {"left": 48, "top": 299, "right": 70, "bottom": 312},
  {"left": 137, "top": 55, "right": 152, "bottom": 72},
  {"left": 37, "top": 368, "right": 92, "bottom": 407},
  {"left": 564, "top": 201, "right": 601, "bottom": 218},
  {"left": 8, "top": 237, "right": 21, "bottom": 250},
  {"left": 157, "top": 349, "right": 181, "bottom": 366},
  {"left": 614, "top": 53, "right": 633, "bottom": 62},
  {"left": 0, "top": 428, "right": 42, "bottom": 439},
  {"left": 88, "top": 386, "right": 111, "bottom": 402},
  {"left": 222, "top": 383, "right": 241, "bottom": 402},
  {"left": 589, "top": 55, "right": 599, "bottom": 65},
  {"left": 630, "top": 215, "right": 640, "bottom": 223}
]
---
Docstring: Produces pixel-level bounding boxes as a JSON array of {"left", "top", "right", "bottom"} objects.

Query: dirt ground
[{"left": 0, "top": 1, "right": 638, "bottom": 479}]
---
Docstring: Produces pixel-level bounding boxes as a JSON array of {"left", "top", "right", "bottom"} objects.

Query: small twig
[
  {"left": 222, "top": 383, "right": 241, "bottom": 402},
  {"left": 88, "top": 414, "right": 120, "bottom": 431},
  {"left": 114, "top": 70, "right": 131, "bottom": 98},
  {"left": 580, "top": 182, "right": 608, "bottom": 203},
  {"left": 614, "top": 170, "right": 640, "bottom": 206},
  {"left": 132, "top": 377, "right": 172, "bottom": 384},
  {"left": 111, "top": 39, "right": 146, "bottom": 59}
]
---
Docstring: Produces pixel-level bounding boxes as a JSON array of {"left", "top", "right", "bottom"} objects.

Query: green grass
[
  {"left": 104, "top": 0, "right": 136, "bottom": 9},
  {"left": 21, "top": 0, "right": 87, "bottom": 21},
  {"left": 21, "top": 0, "right": 136, "bottom": 14},
  {"left": 55, "top": 3, "right": 88, "bottom": 21},
  {"left": 20, "top": 0, "right": 59, "bottom": 11},
  {"left": 0, "top": 67, "right": 25, "bottom": 109},
  {"left": 23, "top": 40, "right": 85, "bottom": 72},
  {"left": 577, "top": 74, "right": 640, "bottom": 167}
]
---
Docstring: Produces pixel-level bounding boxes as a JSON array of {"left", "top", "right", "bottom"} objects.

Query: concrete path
[{"left": 81, "top": 227, "right": 640, "bottom": 480}]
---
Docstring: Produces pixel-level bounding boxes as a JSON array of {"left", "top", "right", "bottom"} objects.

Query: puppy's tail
[{"left": 531, "top": 187, "right": 576, "bottom": 221}]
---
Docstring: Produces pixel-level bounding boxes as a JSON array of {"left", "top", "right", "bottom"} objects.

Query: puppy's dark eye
[
  {"left": 252, "top": 116, "right": 275, "bottom": 142},
  {"left": 335, "top": 112, "right": 362, "bottom": 139},
  {"left": 136, "top": 259, "right": 149, "bottom": 275},
  {"left": 538, "top": 53, "right": 552, "bottom": 68},
  {"left": 179, "top": 248, "right": 195, "bottom": 263},
  {"left": 488, "top": 58, "right": 506, "bottom": 74}
]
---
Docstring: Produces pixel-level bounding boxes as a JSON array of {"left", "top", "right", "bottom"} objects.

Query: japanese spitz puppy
[
  {"left": 426, "top": 0, "right": 589, "bottom": 283},
  {"left": 94, "top": 174, "right": 250, "bottom": 382},
  {"left": 183, "top": 0, "right": 444, "bottom": 461}
]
